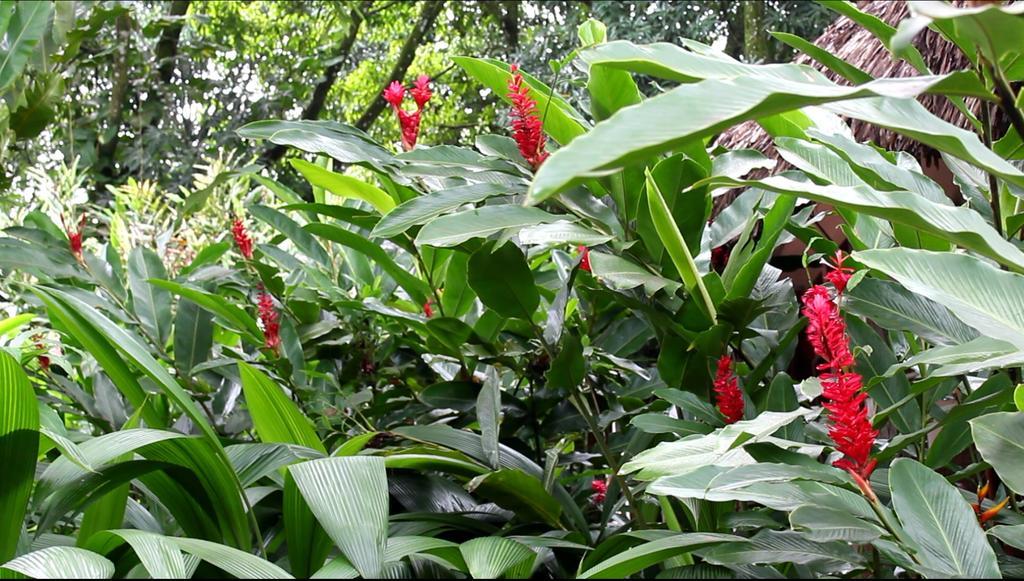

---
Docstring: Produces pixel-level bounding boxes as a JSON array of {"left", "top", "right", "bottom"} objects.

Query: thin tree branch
[{"left": 353, "top": 0, "right": 446, "bottom": 132}]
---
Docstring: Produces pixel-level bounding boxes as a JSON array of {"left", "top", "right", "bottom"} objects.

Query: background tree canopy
[{"left": 3, "top": 0, "right": 831, "bottom": 203}]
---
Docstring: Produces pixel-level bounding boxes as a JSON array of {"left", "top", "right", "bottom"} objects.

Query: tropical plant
[{"left": 4, "top": 1, "right": 1024, "bottom": 579}]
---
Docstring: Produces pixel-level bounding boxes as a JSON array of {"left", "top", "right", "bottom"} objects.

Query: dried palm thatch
[{"left": 715, "top": 0, "right": 976, "bottom": 164}]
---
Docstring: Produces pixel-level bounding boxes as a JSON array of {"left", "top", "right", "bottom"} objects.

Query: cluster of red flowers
[
  {"left": 713, "top": 355, "right": 744, "bottom": 424},
  {"left": 383, "top": 74, "right": 432, "bottom": 151},
  {"left": 591, "top": 477, "right": 607, "bottom": 504},
  {"left": 802, "top": 252, "right": 877, "bottom": 485},
  {"left": 507, "top": 65, "right": 549, "bottom": 170},
  {"left": 61, "top": 214, "right": 86, "bottom": 263},
  {"left": 257, "top": 292, "right": 281, "bottom": 353},
  {"left": 423, "top": 297, "right": 435, "bottom": 318},
  {"left": 232, "top": 217, "right": 254, "bottom": 260},
  {"left": 577, "top": 245, "right": 591, "bottom": 272}
]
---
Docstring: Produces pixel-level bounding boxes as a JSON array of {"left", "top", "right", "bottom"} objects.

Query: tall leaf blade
[
  {"left": 0, "top": 350, "right": 37, "bottom": 562},
  {"left": 289, "top": 457, "right": 388, "bottom": 579}
]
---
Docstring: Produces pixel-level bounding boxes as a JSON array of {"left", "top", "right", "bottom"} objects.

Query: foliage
[{"left": 3, "top": 0, "right": 1024, "bottom": 579}]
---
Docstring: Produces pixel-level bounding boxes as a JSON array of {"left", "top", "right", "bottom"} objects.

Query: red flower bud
[
  {"left": 410, "top": 74, "right": 432, "bottom": 109},
  {"left": 507, "top": 65, "right": 549, "bottom": 170},
  {"left": 713, "top": 355, "right": 744, "bottom": 424},
  {"left": 61, "top": 214, "right": 86, "bottom": 263},
  {"left": 257, "top": 292, "right": 281, "bottom": 354},
  {"left": 578, "top": 246, "right": 591, "bottom": 273},
  {"left": 591, "top": 477, "right": 608, "bottom": 504}
]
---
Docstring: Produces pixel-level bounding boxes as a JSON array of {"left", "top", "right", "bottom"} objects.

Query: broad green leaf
[
  {"left": 771, "top": 31, "right": 872, "bottom": 83},
  {"left": 701, "top": 530, "right": 864, "bottom": 569},
  {"left": 578, "top": 533, "right": 740, "bottom": 579},
  {"left": 452, "top": 56, "right": 587, "bottom": 146},
  {"left": 87, "top": 529, "right": 188, "bottom": 579},
  {"left": 148, "top": 280, "right": 263, "bottom": 345},
  {"left": 238, "top": 362, "right": 325, "bottom": 453},
  {"left": 889, "top": 458, "right": 1001, "bottom": 578},
  {"left": 291, "top": 159, "right": 394, "bottom": 214},
  {"left": 237, "top": 120, "right": 395, "bottom": 172},
  {"left": 416, "top": 206, "right": 561, "bottom": 247},
  {"left": 846, "top": 317, "right": 920, "bottom": 433},
  {"left": 476, "top": 369, "right": 500, "bottom": 468},
  {"left": 459, "top": 537, "right": 535, "bottom": 580},
  {"left": 589, "top": 251, "right": 682, "bottom": 297},
  {"left": 467, "top": 242, "right": 538, "bottom": 320},
  {"left": 989, "top": 525, "right": 1024, "bottom": 550},
  {"left": 2, "top": 546, "right": 113, "bottom": 579},
  {"left": 174, "top": 298, "right": 213, "bottom": 377},
  {"left": 249, "top": 203, "right": 332, "bottom": 267},
  {"left": 0, "top": 312, "right": 34, "bottom": 336},
  {"left": 844, "top": 277, "right": 978, "bottom": 345},
  {"left": 0, "top": 350, "right": 37, "bottom": 562},
  {"left": 127, "top": 248, "right": 171, "bottom": 346},
  {"left": 790, "top": 506, "right": 884, "bottom": 543},
  {"left": 173, "top": 537, "right": 292, "bottom": 579},
  {"left": 305, "top": 223, "right": 430, "bottom": 305},
  {"left": 0, "top": 0, "right": 52, "bottom": 92},
  {"left": 970, "top": 412, "right": 1024, "bottom": 495},
  {"left": 311, "top": 555, "right": 359, "bottom": 579},
  {"left": 290, "top": 457, "right": 388, "bottom": 579},
  {"left": 706, "top": 175, "right": 1024, "bottom": 270},
  {"left": 855, "top": 249, "right": 1024, "bottom": 350},
  {"left": 517, "top": 221, "right": 613, "bottom": 246},
  {"left": 371, "top": 183, "right": 512, "bottom": 239},
  {"left": 441, "top": 253, "right": 475, "bottom": 317},
  {"left": 527, "top": 68, "right": 1019, "bottom": 203},
  {"left": 466, "top": 470, "right": 562, "bottom": 528}
]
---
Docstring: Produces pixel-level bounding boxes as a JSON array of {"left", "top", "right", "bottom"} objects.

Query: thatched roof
[{"left": 715, "top": 0, "right": 976, "bottom": 164}]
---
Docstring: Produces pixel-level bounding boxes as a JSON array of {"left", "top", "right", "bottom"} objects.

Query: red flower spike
[
  {"left": 713, "top": 355, "right": 744, "bottom": 424},
  {"left": 802, "top": 283, "right": 878, "bottom": 481},
  {"left": 423, "top": 297, "right": 434, "bottom": 318},
  {"left": 591, "top": 477, "right": 608, "bottom": 504},
  {"left": 578, "top": 246, "right": 591, "bottom": 272},
  {"left": 825, "top": 250, "right": 855, "bottom": 295},
  {"left": 383, "top": 81, "right": 405, "bottom": 108},
  {"left": 231, "top": 217, "right": 254, "bottom": 260},
  {"left": 410, "top": 74, "right": 432, "bottom": 109},
  {"left": 506, "top": 65, "right": 549, "bottom": 170},
  {"left": 61, "top": 213, "right": 86, "bottom": 263},
  {"left": 257, "top": 292, "right": 281, "bottom": 354}
]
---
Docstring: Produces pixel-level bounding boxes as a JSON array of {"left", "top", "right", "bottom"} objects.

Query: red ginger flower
[
  {"left": 825, "top": 250, "right": 855, "bottom": 295},
  {"left": 423, "top": 297, "right": 434, "bottom": 318},
  {"left": 383, "top": 76, "right": 431, "bottom": 151},
  {"left": 61, "top": 214, "right": 86, "bottom": 263},
  {"left": 257, "top": 292, "right": 281, "bottom": 353},
  {"left": 713, "top": 355, "right": 744, "bottom": 424},
  {"left": 591, "top": 477, "right": 608, "bottom": 504},
  {"left": 801, "top": 281, "right": 878, "bottom": 482},
  {"left": 578, "top": 246, "right": 591, "bottom": 272},
  {"left": 507, "top": 65, "right": 549, "bottom": 170},
  {"left": 232, "top": 217, "right": 254, "bottom": 260}
]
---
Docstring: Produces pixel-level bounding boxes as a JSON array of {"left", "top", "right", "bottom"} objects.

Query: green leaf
[
  {"left": 855, "top": 248, "right": 1024, "bottom": 349},
  {"left": 238, "top": 362, "right": 325, "bottom": 453},
  {"left": 971, "top": 412, "right": 1024, "bottom": 495},
  {"left": 249, "top": 204, "right": 332, "bottom": 267},
  {"left": 846, "top": 317, "right": 920, "bottom": 433},
  {"left": 589, "top": 251, "right": 681, "bottom": 297},
  {"left": 0, "top": 0, "right": 52, "bottom": 92},
  {"left": 173, "top": 536, "right": 293, "bottom": 579},
  {"left": 148, "top": 280, "right": 263, "bottom": 345},
  {"left": 700, "top": 530, "right": 864, "bottom": 569},
  {"left": 517, "top": 221, "right": 613, "bottom": 247},
  {"left": 467, "top": 242, "right": 538, "bottom": 320},
  {"left": 645, "top": 167, "right": 716, "bottom": 320},
  {"left": 579, "top": 534, "right": 740, "bottom": 579},
  {"left": 0, "top": 350, "right": 38, "bottom": 562},
  {"left": 305, "top": 223, "right": 430, "bottom": 305},
  {"left": 771, "top": 31, "right": 872, "bottom": 83},
  {"left": 86, "top": 529, "right": 188, "bottom": 579},
  {"left": 289, "top": 457, "right": 388, "bottom": 579},
  {"left": 416, "top": 206, "right": 561, "bottom": 247},
  {"left": 452, "top": 56, "right": 587, "bottom": 147},
  {"left": 459, "top": 537, "right": 535, "bottom": 580},
  {"left": 441, "top": 253, "right": 476, "bottom": 317},
  {"left": 467, "top": 470, "right": 563, "bottom": 528},
  {"left": 371, "top": 183, "right": 512, "bottom": 239},
  {"left": 789, "top": 505, "right": 884, "bottom": 543},
  {"left": 237, "top": 120, "right": 395, "bottom": 172},
  {"left": 174, "top": 298, "right": 213, "bottom": 377},
  {"left": 477, "top": 370, "right": 501, "bottom": 469},
  {"left": 291, "top": 159, "right": 395, "bottom": 214},
  {"left": 889, "top": 458, "right": 1001, "bottom": 578},
  {"left": 127, "top": 248, "right": 171, "bottom": 346},
  {"left": 2, "top": 546, "right": 113, "bottom": 579},
  {"left": 527, "top": 68, "right": 1019, "bottom": 203},
  {"left": 844, "top": 277, "right": 978, "bottom": 345}
]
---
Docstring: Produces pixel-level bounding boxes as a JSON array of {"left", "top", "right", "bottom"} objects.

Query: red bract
[
  {"left": 232, "top": 217, "right": 254, "bottom": 260},
  {"left": 578, "top": 246, "right": 591, "bottom": 272},
  {"left": 713, "top": 355, "right": 744, "bottom": 424},
  {"left": 591, "top": 477, "right": 608, "bottom": 504},
  {"left": 423, "top": 297, "right": 434, "bottom": 318},
  {"left": 383, "top": 76, "right": 431, "bottom": 151},
  {"left": 410, "top": 74, "right": 432, "bottom": 108},
  {"left": 507, "top": 65, "right": 549, "bottom": 170},
  {"left": 801, "top": 283, "right": 878, "bottom": 480},
  {"left": 61, "top": 214, "right": 86, "bottom": 263},
  {"left": 257, "top": 292, "right": 281, "bottom": 353},
  {"left": 825, "top": 250, "right": 855, "bottom": 295}
]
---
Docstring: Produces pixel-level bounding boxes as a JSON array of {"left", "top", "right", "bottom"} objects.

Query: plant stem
[{"left": 981, "top": 94, "right": 1004, "bottom": 237}]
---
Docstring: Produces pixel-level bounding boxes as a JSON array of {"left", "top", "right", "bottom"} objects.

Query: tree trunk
[
  {"left": 155, "top": 0, "right": 191, "bottom": 84},
  {"left": 353, "top": 0, "right": 445, "bottom": 132},
  {"left": 742, "top": 1, "right": 769, "bottom": 63},
  {"left": 722, "top": 1, "right": 743, "bottom": 59}
]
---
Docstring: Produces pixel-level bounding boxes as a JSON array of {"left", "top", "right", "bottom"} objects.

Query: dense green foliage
[{"left": 4, "top": 0, "right": 1024, "bottom": 579}]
